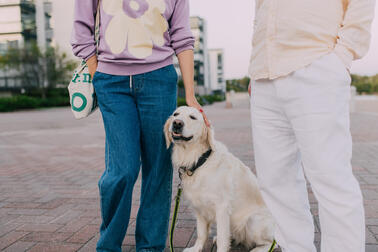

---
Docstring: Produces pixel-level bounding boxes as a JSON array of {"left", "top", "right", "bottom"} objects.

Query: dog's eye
[
  {"left": 189, "top": 115, "right": 197, "bottom": 120},
  {"left": 173, "top": 113, "right": 179, "bottom": 117}
]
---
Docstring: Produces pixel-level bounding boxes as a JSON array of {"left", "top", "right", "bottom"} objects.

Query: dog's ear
[
  {"left": 206, "top": 126, "right": 216, "bottom": 150},
  {"left": 164, "top": 116, "right": 173, "bottom": 149}
]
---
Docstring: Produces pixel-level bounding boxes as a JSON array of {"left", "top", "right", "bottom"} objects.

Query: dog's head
[{"left": 164, "top": 106, "right": 214, "bottom": 149}]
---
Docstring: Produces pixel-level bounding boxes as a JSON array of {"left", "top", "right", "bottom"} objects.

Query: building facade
[
  {"left": 174, "top": 16, "right": 211, "bottom": 95},
  {"left": 190, "top": 16, "right": 210, "bottom": 95},
  {"left": 208, "top": 48, "right": 226, "bottom": 94},
  {"left": 0, "top": 0, "right": 53, "bottom": 89}
]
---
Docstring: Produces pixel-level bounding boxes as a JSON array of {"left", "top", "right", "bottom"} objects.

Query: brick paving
[{"left": 0, "top": 94, "right": 377, "bottom": 252}]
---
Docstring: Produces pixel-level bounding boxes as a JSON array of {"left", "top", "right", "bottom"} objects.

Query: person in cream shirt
[{"left": 248, "top": 0, "right": 376, "bottom": 251}]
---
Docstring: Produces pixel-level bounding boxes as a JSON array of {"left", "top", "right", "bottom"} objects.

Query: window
[
  {"left": 217, "top": 54, "right": 222, "bottom": 64},
  {"left": 0, "top": 42, "right": 6, "bottom": 55},
  {"left": 21, "top": 2, "right": 37, "bottom": 41},
  {"left": 8, "top": 40, "right": 19, "bottom": 48}
]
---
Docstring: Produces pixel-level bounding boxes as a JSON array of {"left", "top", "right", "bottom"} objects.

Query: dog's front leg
[
  {"left": 184, "top": 213, "right": 209, "bottom": 252},
  {"left": 216, "top": 207, "right": 231, "bottom": 252}
]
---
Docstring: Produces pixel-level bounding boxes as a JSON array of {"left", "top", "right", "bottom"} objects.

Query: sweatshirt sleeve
[
  {"left": 169, "top": 0, "right": 195, "bottom": 55},
  {"left": 71, "top": 0, "right": 99, "bottom": 61},
  {"left": 334, "top": 0, "right": 376, "bottom": 69}
]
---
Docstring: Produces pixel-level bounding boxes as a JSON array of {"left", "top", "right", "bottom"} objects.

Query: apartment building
[
  {"left": 0, "top": 0, "right": 53, "bottom": 88},
  {"left": 208, "top": 48, "right": 226, "bottom": 94}
]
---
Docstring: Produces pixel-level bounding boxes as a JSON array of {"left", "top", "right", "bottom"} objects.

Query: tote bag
[{"left": 68, "top": 1, "right": 101, "bottom": 119}]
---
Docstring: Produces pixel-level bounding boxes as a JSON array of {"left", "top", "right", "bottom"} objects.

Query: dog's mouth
[{"left": 172, "top": 132, "right": 193, "bottom": 141}]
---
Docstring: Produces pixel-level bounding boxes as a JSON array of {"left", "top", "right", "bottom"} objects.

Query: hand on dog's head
[{"left": 164, "top": 106, "right": 215, "bottom": 149}]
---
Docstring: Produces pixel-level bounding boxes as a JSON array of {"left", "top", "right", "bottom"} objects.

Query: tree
[
  {"left": 45, "top": 46, "right": 77, "bottom": 89},
  {"left": 351, "top": 74, "right": 378, "bottom": 94},
  {"left": 0, "top": 42, "right": 76, "bottom": 97},
  {"left": 226, "top": 76, "right": 250, "bottom": 92}
]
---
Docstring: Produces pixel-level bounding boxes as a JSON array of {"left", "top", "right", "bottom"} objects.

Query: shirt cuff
[
  {"left": 175, "top": 46, "right": 194, "bottom": 56},
  {"left": 72, "top": 42, "right": 97, "bottom": 62},
  {"left": 334, "top": 44, "right": 354, "bottom": 70},
  {"left": 84, "top": 52, "right": 97, "bottom": 63},
  {"left": 83, "top": 50, "right": 97, "bottom": 62}
]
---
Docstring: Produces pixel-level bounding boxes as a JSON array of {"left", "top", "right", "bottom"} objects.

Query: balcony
[
  {"left": 45, "top": 28, "right": 53, "bottom": 41},
  {"left": 43, "top": 1, "right": 52, "bottom": 15},
  {"left": 20, "top": 0, "right": 35, "bottom": 12},
  {"left": 0, "top": 22, "right": 22, "bottom": 34},
  {"left": 0, "top": 0, "right": 21, "bottom": 6},
  {"left": 194, "top": 53, "right": 204, "bottom": 62}
]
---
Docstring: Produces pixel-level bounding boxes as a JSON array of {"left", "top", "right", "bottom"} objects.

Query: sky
[{"left": 53, "top": 0, "right": 378, "bottom": 79}]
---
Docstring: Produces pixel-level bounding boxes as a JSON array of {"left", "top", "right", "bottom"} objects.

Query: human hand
[
  {"left": 186, "top": 95, "right": 210, "bottom": 127},
  {"left": 86, "top": 55, "right": 98, "bottom": 79}
]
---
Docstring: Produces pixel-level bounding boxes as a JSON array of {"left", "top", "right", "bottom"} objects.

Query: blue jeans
[{"left": 92, "top": 65, "right": 177, "bottom": 252}]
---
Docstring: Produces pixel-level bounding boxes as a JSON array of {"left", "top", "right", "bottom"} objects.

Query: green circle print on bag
[{"left": 71, "top": 92, "right": 88, "bottom": 112}]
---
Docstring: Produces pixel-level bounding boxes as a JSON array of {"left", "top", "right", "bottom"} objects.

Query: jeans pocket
[
  {"left": 170, "top": 66, "right": 178, "bottom": 84},
  {"left": 92, "top": 71, "right": 98, "bottom": 82},
  {"left": 162, "top": 64, "right": 178, "bottom": 84},
  {"left": 92, "top": 71, "right": 102, "bottom": 87}
]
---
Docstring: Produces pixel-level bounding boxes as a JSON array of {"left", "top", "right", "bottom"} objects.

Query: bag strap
[{"left": 95, "top": 0, "right": 101, "bottom": 54}]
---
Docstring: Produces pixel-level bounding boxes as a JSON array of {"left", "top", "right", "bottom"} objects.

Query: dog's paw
[
  {"left": 183, "top": 246, "right": 201, "bottom": 252},
  {"left": 250, "top": 245, "right": 273, "bottom": 252}
]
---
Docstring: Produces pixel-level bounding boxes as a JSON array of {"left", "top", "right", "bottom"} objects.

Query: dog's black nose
[{"left": 172, "top": 119, "right": 184, "bottom": 133}]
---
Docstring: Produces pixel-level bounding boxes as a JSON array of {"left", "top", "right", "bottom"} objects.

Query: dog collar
[{"left": 179, "top": 148, "right": 212, "bottom": 179}]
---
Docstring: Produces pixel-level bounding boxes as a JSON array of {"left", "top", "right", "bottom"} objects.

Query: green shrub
[
  {"left": 177, "top": 97, "right": 205, "bottom": 107},
  {"left": 46, "top": 88, "right": 69, "bottom": 98},
  {"left": 40, "top": 96, "right": 70, "bottom": 107},
  {"left": 201, "top": 94, "right": 225, "bottom": 104},
  {"left": 0, "top": 92, "right": 224, "bottom": 113},
  {"left": 227, "top": 77, "right": 250, "bottom": 92},
  {"left": 0, "top": 95, "right": 70, "bottom": 112},
  {"left": 351, "top": 74, "right": 378, "bottom": 94},
  {"left": 195, "top": 96, "right": 207, "bottom": 105},
  {"left": 177, "top": 97, "right": 186, "bottom": 107},
  {"left": 23, "top": 87, "right": 69, "bottom": 98},
  {"left": 354, "top": 83, "right": 373, "bottom": 94},
  {"left": 177, "top": 94, "right": 224, "bottom": 108},
  {"left": 0, "top": 96, "right": 41, "bottom": 112},
  {"left": 26, "top": 88, "right": 45, "bottom": 98}
]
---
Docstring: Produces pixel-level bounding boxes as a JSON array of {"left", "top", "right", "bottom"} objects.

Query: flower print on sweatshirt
[
  {"left": 103, "top": 0, "right": 168, "bottom": 58},
  {"left": 71, "top": 0, "right": 195, "bottom": 75}
]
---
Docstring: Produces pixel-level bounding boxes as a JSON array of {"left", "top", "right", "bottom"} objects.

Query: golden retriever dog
[{"left": 164, "top": 106, "right": 275, "bottom": 252}]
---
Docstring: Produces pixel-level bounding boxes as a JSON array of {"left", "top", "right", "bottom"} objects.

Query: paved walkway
[{"left": 0, "top": 94, "right": 377, "bottom": 252}]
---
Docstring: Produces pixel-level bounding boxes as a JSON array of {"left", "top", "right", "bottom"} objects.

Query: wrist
[
  {"left": 185, "top": 91, "right": 195, "bottom": 98},
  {"left": 185, "top": 94, "right": 196, "bottom": 101},
  {"left": 86, "top": 55, "right": 97, "bottom": 65}
]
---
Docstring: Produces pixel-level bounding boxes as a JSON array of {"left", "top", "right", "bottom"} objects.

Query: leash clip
[
  {"left": 179, "top": 167, "right": 185, "bottom": 181},
  {"left": 186, "top": 170, "right": 194, "bottom": 177}
]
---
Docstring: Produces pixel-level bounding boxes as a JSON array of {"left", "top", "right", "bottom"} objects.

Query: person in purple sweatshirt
[{"left": 71, "top": 1, "right": 208, "bottom": 251}]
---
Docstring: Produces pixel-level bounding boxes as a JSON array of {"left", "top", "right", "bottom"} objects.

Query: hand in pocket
[{"left": 87, "top": 55, "right": 98, "bottom": 79}]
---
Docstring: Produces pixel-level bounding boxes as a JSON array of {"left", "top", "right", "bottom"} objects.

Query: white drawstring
[{"left": 129, "top": 75, "right": 133, "bottom": 90}]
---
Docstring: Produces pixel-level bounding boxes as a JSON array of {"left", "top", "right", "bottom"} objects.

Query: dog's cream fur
[{"left": 164, "top": 106, "right": 275, "bottom": 252}]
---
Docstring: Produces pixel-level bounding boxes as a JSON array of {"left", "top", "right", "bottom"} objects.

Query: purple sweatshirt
[{"left": 71, "top": 0, "right": 195, "bottom": 75}]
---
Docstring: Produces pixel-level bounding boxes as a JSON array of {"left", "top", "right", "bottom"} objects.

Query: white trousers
[{"left": 250, "top": 53, "right": 365, "bottom": 252}]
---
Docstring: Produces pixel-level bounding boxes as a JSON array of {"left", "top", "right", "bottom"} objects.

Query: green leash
[
  {"left": 169, "top": 185, "right": 277, "bottom": 252},
  {"left": 268, "top": 239, "right": 277, "bottom": 252},
  {"left": 169, "top": 186, "right": 183, "bottom": 252}
]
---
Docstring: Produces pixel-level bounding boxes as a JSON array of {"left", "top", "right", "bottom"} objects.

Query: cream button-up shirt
[{"left": 249, "top": 0, "right": 376, "bottom": 80}]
